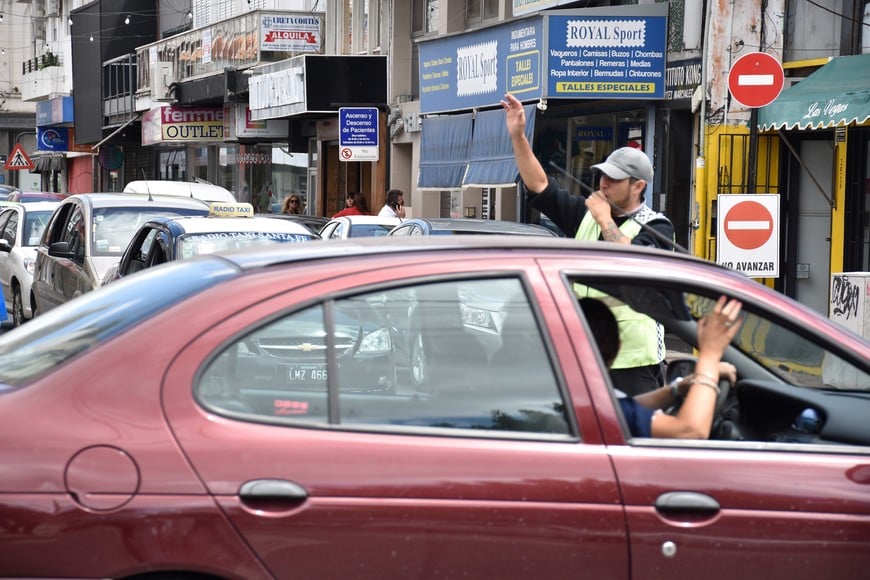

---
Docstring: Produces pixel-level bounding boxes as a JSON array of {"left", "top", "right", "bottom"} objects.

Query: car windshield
[
  {"left": 349, "top": 224, "right": 394, "bottom": 237},
  {"left": 92, "top": 206, "right": 207, "bottom": 256},
  {"left": 685, "top": 292, "right": 869, "bottom": 391},
  {"left": 0, "top": 258, "right": 237, "bottom": 389},
  {"left": 178, "top": 231, "right": 315, "bottom": 258},
  {"left": 23, "top": 210, "right": 53, "bottom": 246}
]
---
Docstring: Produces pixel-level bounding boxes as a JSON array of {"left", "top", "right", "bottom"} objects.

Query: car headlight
[
  {"left": 24, "top": 257, "right": 36, "bottom": 276},
  {"left": 357, "top": 327, "right": 391, "bottom": 355}
]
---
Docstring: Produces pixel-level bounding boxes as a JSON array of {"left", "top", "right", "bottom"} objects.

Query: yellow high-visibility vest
[{"left": 574, "top": 210, "right": 665, "bottom": 368}]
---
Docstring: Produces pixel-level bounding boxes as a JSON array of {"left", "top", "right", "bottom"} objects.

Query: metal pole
[{"left": 747, "top": 107, "right": 758, "bottom": 193}]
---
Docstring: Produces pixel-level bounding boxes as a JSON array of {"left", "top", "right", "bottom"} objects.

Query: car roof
[
  {"left": 8, "top": 191, "right": 69, "bottom": 201},
  {"left": 4, "top": 201, "right": 60, "bottom": 212},
  {"left": 209, "top": 234, "right": 709, "bottom": 273},
  {"left": 150, "top": 215, "right": 318, "bottom": 236},
  {"left": 330, "top": 215, "right": 402, "bottom": 225},
  {"left": 122, "top": 180, "right": 236, "bottom": 203},
  {"left": 256, "top": 213, "right": 329, "bottom": 232},
  {"left": 63, "top": 192, "right": 211, "bottom": 210},
  {"left": 403, "top": 218, "right": 559, "bottom": 236}
]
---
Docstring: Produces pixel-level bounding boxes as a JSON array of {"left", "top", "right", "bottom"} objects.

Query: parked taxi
[{"left": 103, "top": 202, "right": 318, "bottom": 283}]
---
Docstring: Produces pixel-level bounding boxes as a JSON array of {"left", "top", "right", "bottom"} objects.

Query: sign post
[
  {"left": 717, "top": 194, "right": 780, "bottom": 278},
  {"left": 339, "top": 107, "right": 379, "bottom": 162}
]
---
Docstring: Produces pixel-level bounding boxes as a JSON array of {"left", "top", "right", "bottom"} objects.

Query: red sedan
[{"left": 0, "top": 237, "right": 867, "bottom": 579}]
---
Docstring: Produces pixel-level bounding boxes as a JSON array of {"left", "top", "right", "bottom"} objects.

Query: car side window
[
  {"left": 197, "top": 278, "right": 570, "bottom": 437},
  {"left": 43, "top": 203, "right": 73, "bottom": 245},
  {"left": 126, "top": 229, "right": 157, "bottom": 274},
  {"left": 330, "top": 223, "right": 344, "bottom": 239},
  {"left": 63, "top": 209, "right": 86, "bottom": 263},
  {"left": 1, "top": 211, "right": 17, "bottom": 245},
  {"left": 570, "top": 277, "right": 870, "bottom": 447}
]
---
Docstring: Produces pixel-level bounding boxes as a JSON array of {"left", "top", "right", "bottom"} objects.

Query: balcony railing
[
  {"left": 104, "top": 53, "right": 138, "bottom": 123},
  {"left": 135, "top": 9, "right": 325, "bottom": 95},
  {"left": 21, "top": 51, "right": 62, "bottom": 74}
]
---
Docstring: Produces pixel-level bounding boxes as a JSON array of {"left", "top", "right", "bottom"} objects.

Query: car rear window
[
  {"left": 0, "top": 258, "right": 238, "bottom": 390},
  {"left": 349, "top": 224, "right": 394, "bottom": 237}
]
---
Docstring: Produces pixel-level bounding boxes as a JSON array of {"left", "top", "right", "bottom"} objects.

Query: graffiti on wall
[{"left": 831, "top": 276, "right": 861, "bottom": 320}]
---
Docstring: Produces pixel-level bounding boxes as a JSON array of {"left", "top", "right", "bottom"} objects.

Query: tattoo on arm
[{"left": 601, "top": 222, "right": 626, "bottom": 243}]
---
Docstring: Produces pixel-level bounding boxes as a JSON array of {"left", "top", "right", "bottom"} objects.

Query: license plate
[{"left": 288, "top": 365, "right": 328, "bottom": 382}]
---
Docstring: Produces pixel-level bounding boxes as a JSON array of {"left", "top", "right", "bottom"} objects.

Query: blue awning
[
  {"left": 463, "top": 104, "right": 537, "bottom": 187},
  {"left": 418, "top": 113, "right": 473, "bottom": 189}
]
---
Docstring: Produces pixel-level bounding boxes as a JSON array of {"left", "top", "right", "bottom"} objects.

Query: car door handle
[
  {"left": 655, "top": 491, "right": 720, "bottom": 514},
  {"left": 239, "top": 478, "right": 308, "bottom": 500}
]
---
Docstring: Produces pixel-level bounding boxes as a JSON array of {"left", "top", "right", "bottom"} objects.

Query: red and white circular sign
[
  {"left": 724, "top": 200, "right": 774, "bottom": 250},
  {"left": 728, "top": 52, "right": 784, "bottom": 108}
]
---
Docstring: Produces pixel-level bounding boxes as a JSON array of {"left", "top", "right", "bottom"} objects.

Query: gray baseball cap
[{"left": 591, "top": 147, "right": 653, "bottom": 182}]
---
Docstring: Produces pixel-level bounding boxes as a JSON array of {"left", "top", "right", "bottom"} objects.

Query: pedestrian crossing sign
[{"left": 4, "top": 144, "right": 35, "bottom": 171}]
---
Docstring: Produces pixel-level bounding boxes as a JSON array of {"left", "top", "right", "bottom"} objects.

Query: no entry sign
[
  {"left": 717, "top": 194, "right": 780, "bottom": 278},
  {"left": 728, "top": 52, "right": 784, "bottom": 108}
]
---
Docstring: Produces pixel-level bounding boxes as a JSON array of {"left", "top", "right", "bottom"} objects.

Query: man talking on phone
[{"left": 378, "top": 189, "right": 406, "bottom": 219}]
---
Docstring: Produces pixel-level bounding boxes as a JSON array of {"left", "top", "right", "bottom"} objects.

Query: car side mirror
[
  {"left": 0, "top": 239, "right": 10, "bottom": 253},
  {"left": 48, "top": 241, "right": 74, "bottom": 259}
]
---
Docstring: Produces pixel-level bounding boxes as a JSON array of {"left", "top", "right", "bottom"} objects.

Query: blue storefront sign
[
  {"left": 546, "top": 13, "right": 666, "bottom": 100},
  {"left": 36, "top": 96, "right": 74, "bottom": 126},
  {"left": 37, "top": 127, "right": 70, "bottom": 151},
  {"left": 420, "top": 16, "right": 544, "bottom": 114},
  {"left": 419, "top": 4, "right": 668, "bottom": 114}
]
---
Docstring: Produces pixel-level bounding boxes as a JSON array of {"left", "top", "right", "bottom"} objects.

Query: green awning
[{"left": 758, "top": 54, "right": 870, "bottom": 131}]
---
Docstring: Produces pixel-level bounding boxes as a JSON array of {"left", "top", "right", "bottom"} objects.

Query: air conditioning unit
[
  {"left": 46, "top": 0, "right": 60, "bottom": 16},
  {"left": 150, "top": 62, "right": 176, "bottom": 100}
]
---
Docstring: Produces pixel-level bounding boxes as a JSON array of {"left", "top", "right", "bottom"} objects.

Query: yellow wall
[{"left": 695, "top": 123, "right": 783, "bottom": 289}]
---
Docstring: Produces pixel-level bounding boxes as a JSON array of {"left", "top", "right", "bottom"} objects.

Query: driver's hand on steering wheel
[{"left": 718, "top": 362, "right": 737, "bottom": 384}]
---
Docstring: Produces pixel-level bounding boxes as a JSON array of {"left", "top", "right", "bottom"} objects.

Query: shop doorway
[
  {"left": 793, "top": 139, "right": 833, "bottom": 315},
  {"left": 321, "top": 142, "right": 373, "bottom": 217}
]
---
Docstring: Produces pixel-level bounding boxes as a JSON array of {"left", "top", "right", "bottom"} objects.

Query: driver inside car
[{"left": 580, "top": 295, "right": 742, "bottom": 438}]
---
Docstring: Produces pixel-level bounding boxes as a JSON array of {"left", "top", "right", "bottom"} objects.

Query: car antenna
[
  {"left": 141, "top": 169, "right": 154, "bottom": 201},
  {"left": 547, "top": 161, "right": 688, "bottom": 254}
]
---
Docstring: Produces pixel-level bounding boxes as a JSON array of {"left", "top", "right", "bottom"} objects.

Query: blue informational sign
[
  {"left": 546, "top": 13, "right": 667, "bottom": 100},
  {"left": 418, "top": 5, "right": 668, "bottom": 113},
  {"left": 339, "top": 107, "right": 379, "bottom": 162},
  {"left": 37, "top": 127, "right": 70, "bottom": 151},
  {"left": 420, "top": 16, "right": 544, "bottom": 114}
]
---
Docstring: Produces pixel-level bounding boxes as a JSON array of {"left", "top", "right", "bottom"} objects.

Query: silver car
[{"left": 32, "top": 193, "right": 209, "bottom": 314}]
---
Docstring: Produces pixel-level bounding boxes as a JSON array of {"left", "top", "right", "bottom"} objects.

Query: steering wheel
[{"left": 667, "top": 376, "right": 734, "bottom": 436}]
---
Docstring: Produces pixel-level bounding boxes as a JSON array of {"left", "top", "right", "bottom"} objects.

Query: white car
[
  {"left": 103, "top": 203, "right": 319, "bottom": 284},
  {"left": 319, "top": 215, "right": 401, "bottom": 239},
  {"left": 0, "top": 201, "right": 60, "bottom": 325}
]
